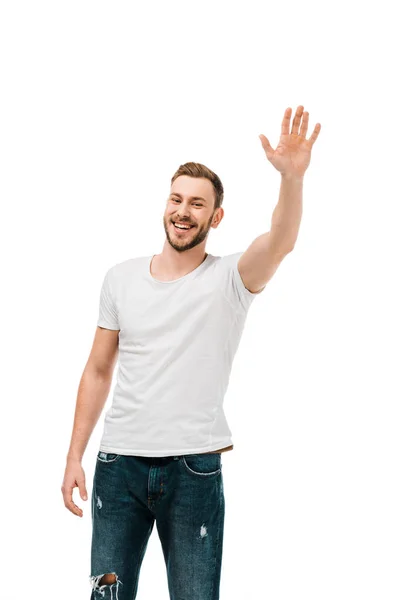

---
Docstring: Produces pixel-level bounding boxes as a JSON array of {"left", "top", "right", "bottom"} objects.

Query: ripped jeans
[{"left": 89, "top": 451, "right": 225, "bottom": 599}]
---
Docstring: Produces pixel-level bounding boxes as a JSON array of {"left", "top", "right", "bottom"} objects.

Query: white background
[{"left": 1, "top": 1, "right": 399, "bottom": 599}]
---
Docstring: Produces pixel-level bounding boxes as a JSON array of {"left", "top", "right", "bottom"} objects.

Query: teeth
[{"left": 174, "top": 222, "right": 191, "bottom": 229}]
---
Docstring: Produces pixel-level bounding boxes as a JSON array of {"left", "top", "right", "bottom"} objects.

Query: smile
[{"left": 172, "top": 221, "right": 195, "bottom": 231}]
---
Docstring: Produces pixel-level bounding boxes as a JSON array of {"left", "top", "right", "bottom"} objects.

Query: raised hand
[{"left": 259, "top": 105, "right": 321, "bottom": 178}]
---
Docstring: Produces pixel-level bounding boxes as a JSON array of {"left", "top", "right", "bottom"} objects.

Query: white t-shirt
[{"left": 97, "top": 252, "right": 265, "bottom": 457}]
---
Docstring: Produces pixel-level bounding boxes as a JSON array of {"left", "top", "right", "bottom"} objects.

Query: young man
[{"left": 62, "top": 106, "right": 321, "bottom": 599}]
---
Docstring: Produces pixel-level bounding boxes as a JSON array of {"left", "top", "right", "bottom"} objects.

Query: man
[{"left": 61, "top": 105, "right": 321, "bottom": 599}]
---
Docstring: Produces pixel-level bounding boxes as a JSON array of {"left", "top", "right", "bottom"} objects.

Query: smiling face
[{"left": 163, "top": 175, "right": 224, "bottom": 253}]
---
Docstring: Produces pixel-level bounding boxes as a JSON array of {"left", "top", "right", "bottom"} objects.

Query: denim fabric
[{"left": 89, "top": 451, "right": 225, "bottom": 599}]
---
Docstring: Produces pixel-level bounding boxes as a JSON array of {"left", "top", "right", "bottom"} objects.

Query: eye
[{"left": 170, "top": 198, "right": 203, "bottom": 207}]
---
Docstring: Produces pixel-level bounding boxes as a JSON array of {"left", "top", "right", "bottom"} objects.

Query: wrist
[{"left": 281, "top": 172, "right": 304, "bottom": 182}]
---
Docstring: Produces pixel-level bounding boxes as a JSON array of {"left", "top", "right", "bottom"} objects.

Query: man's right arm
[{"left": 66, "top": 326, "right": 119, "bottom": 463}]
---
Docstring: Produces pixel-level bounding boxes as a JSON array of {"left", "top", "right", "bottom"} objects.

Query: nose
[{"left": 174, "top": 211, "right": 192, "bottom": 222}]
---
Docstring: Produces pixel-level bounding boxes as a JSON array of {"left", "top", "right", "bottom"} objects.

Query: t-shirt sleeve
[
  {"left": 97, "top": 268, "right": 119, "bottom": 330},
  {"left": 220, "top": 251, "right": 266, "bottom": 312}
]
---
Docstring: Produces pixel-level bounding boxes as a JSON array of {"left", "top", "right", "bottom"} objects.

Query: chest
[{"left": 117, "top": 277, "right": 235, "bottom": 345}]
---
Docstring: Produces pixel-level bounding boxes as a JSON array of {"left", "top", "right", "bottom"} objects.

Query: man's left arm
[
  {"left": 238, "top": 105, "right": 321, "bottom": 295},
  {"left": 238, "top": 174, "right": 303, "bottom": 294}
]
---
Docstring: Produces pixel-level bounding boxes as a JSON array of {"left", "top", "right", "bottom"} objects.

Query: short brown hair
[{"left": 171, "top": 162, "right": 224, "bottom": 212}]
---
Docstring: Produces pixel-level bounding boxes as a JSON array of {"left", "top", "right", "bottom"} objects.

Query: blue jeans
[{"left": 89, "top": 451, "right": 225, "bottom": 599}]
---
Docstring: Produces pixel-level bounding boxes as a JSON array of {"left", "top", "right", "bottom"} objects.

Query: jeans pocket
[
  {"left": 96, "top": 451, "right": 122, "bottom": 463},
  {"left": 182, "top": 453, "right": 222, "bottom": 477}
]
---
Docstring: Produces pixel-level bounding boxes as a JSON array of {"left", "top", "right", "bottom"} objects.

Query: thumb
[
  {"left": 259, "top": 134, "right": 274, "bottom": 158},
  {"left": 77, "top": 479, "right": 88, "bottom": 501}
]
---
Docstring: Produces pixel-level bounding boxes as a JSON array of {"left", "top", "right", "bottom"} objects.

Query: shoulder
[
  {"left": 107, "top": 256, "right": 147, "bottom": 277},
  {"left": 102, "top": 257, "right": 147, "bottom": 293},
  {"left": 214, "top": 252, "right": 243, "bottom": 273}
]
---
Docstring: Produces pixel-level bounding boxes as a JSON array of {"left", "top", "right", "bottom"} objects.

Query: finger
[
  {"left": 281, "top": 107, "right": 292, "bottom": 136},
  {"left": 65, "top": 496, "right": 84, "bottom": 517},
  {"left": 79, "top": 486, "right": 88, "bottom": 501},
  {"left": 299, "top": 111, "right": 309, "bottom": 138},
  {"left": 77, "top": 477, "right": 88, "bottom": 501},
  {"left": 291, "top": 105, "right": 304, "bottom": 136},
  {"left": 308, "top": 123, "right": 321, "bottom": 145},
  {"left": 259, "top": 134, "right": 274, "bottom": 157},
  {"left": 61, "top": 485, "right": 84, "bottom": 517}
]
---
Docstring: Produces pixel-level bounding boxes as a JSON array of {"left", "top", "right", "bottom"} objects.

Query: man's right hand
[{"left": 61, "top": 458, "right": 88, "bottom": 517}]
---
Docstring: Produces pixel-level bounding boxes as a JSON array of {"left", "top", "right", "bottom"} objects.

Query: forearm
[
  {"left": 66, "top": 368, "right": 112, "bottom": 463},
  {"left": 270, "top": 173, "right": 304, "bottom": 251}
]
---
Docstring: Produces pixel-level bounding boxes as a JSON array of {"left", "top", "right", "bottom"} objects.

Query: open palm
[{"left": 259, "top": 106, "right": 321, "bottom": 179}]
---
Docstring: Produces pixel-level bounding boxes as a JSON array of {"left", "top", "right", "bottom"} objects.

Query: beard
[{"left": 163, "top": 215, "right": 213, "bottom": 253}]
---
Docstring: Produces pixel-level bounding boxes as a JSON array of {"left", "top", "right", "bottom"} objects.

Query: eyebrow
[{"left": 170, "top": 193, "right": 207, "bottom": 202}]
